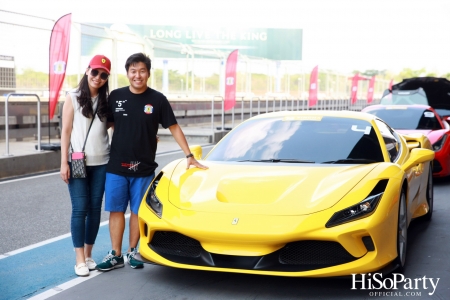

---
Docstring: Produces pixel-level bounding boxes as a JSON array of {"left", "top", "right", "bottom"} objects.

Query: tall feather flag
[
  {"left": 49, "top": 13, "right": 71, "bottom": 120},
  {"left": 224, "top": 49, "right": 238, "bottom": 111},
  {"left": 349, "top": 73, "right": 369, "bottom": 104},
  {"left": 388, "top": 79, "right": 393, "bottom": 90},
  {"left": 308, "top": 65, "right": 319, "bottom": 107},
  {"left": 367, "top": 76, "right": 376, "bottom": 103},
  {"left": 350, "top": 73, "right": 360, "bottom": 104}
]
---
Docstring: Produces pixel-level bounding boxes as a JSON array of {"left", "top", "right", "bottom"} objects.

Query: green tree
[
  {"left": 442, "top": 73, "right": 450, "bottom": 80},
  {"left": 398, "top": 68, "right": 426, "bottom": 80},
  {"left": 16, "top": 69, "right": 47, "bottom": 89}
]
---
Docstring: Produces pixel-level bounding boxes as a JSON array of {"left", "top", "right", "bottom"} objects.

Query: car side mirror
[
  {"left": 189, "top": 145, "right": 203, "bottom": 160},
  {"left": 401, "top": 148, "right": 434, "bottom": 172}
]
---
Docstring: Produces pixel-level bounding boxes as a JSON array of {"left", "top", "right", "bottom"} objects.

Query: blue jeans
[{"left": 68, "top": 163, "right": 107, "bottom": 248}]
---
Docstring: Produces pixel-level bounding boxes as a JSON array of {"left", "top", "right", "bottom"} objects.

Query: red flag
[
  {"left": 308, "top": 65, "right": 319, "bottom": 107},
  {"left": 388, "top": 79, "right": 393, "bottom": 90},
  {"left": 49, "top": 13, "right": 71, "bottom": 119},
  {"left": 350, "top": 73, "right": 360, "bottom": 104},
  {"left": 224, "top": 49, "right": 238, "bottom": 111},
  {"left": 367, "top": 76, "right": 376, "bottom": 103}
]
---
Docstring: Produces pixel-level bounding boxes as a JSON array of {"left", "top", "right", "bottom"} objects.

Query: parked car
[
  {"left": 136, "top": 110, "right": 434, "bottom": 277},
  {"left": 362, "top": 104, "right": 450, "bottom": 178},
  {"left": 380, "top": 88, "right": 428, "bottom": 105},
  {"left": 381, "top": 77, "right": 450, "bottom": 118}
]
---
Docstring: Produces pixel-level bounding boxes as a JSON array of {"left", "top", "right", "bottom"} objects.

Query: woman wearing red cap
[{"left": 60, "top": 54, "right": 112, "bottom": 276}]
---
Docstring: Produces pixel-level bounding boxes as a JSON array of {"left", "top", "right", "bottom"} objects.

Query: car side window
[
  {"left": 375, "top": 119, "right": 400, "bottom": 162},
  {"left": 417, "top": 110, "right": 442, "bottom": 130}
]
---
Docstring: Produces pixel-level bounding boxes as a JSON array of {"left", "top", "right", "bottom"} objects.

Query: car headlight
[
  {"left": 146, "top": 172, "right": 163, "bottom": 218},
  {"left": 432, "top": 135, "right": 447, "bottom": 151},
  {"left": 325, "top": 180, "right": 388, "bottom": 228}
]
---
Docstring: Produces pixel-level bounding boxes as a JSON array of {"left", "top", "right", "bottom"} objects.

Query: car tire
[
  {"left": 394, "top": 189, "right": 407, "bottom": 273},
  {"left": 421, "top": 168, "right": 434, "bottom": 221}
]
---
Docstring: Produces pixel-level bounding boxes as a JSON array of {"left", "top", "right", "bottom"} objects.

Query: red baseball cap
[{"left": 89, "top": 55, "right": 111, "bottom": 74}]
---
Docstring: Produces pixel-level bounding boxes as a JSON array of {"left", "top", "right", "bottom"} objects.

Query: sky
[{"left": 1, "top": 0, "right": 450, "bottom": 74}]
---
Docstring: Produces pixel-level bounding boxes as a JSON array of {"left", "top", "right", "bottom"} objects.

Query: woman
[{"left": 60, "top": 54, "right": 111, "bottom": 276}]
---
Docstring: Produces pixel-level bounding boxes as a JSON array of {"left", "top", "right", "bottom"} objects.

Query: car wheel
[
  {"left": 422, "top": 168, "right": 433, "bottom": 221},
  {"left": 394, "top": 189, "right": 407, "bottom": 273}
]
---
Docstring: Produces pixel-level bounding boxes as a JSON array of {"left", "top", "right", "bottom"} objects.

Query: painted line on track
[
  {"left": 0, "top": 215, "right": 130, "bottom": 260},
  {"left": 1, "top": 215, "right": 131, "bottom": 299},
  {"left": 0, "top": 171, "right": 59, "bottom": 184},
  {"left": 27, "top": 270, "right": 104, "bottom": 300},
  {"left": 2, "top": 145, "right": 214, "bottom": 299},
  {"left": 0, "top": 145, "right": 214, "bottom": 258},
  {"left": 0, "top": 145, "right": 213, "bottom": 185}
]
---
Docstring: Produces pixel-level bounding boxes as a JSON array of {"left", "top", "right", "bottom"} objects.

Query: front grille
[
  {"left": 279, "top": 241, "right": 357, "bottom": 266},
  {"left": 149, "top": 231, "right": 361, "bottom": 272},
  {"left": 150, "top": 231, "right": 202, "bottom": 258}
]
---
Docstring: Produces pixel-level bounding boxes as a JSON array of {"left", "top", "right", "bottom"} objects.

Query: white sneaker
[
  {"left": 85, "top": 257, "right": 97, "bottom": 270},
  {"left": 74, "top": 263, "right": 89, "bottom": 276}
]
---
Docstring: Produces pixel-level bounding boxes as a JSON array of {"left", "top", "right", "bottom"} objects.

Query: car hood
[
  {"left": 166, "top": 162, "right": 378, "bottom": 216},
  {"left": 392, "top": 77, "right": 450, "bottom": 108}
]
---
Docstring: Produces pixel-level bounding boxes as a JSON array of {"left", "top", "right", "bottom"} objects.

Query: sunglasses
[{"left": 90, "top": 69, "right": 109, "bottom": 80}]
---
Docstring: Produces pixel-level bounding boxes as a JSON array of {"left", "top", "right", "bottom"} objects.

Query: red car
[{"left": 362, "top": 104, "right": 450, "bottom": 178}]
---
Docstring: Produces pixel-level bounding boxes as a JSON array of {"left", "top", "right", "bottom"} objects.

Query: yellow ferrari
[{"left": 137, "top": 110, "right": 434, "bottom": 277}]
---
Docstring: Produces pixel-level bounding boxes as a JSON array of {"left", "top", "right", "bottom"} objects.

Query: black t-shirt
[{"left": 106, "top": 87, "right": 177, "bottom": 176}]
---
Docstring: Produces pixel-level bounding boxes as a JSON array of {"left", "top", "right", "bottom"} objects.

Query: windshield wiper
[
  {"left": 321, "top": 158, "right": 377, "bottom": 164},
  {"left": 238, "top": 159, "right": 315, "bottom": 163}
]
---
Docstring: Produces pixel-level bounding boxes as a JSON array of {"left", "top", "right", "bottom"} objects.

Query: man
[{"left": 96, "top": 53, "right": 207, "bottom": 271}]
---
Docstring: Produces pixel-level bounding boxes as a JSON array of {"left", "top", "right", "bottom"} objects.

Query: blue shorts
[{"left": 105, "top": 172, "right": 155, "bottom": 215}]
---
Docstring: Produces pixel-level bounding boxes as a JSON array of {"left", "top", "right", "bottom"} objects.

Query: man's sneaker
[
  {"left": 126, "top": 248, "right": 144, "bottom": 269},
  {"left": 95, "top": 250, "right": 124, "bottom": 271}
]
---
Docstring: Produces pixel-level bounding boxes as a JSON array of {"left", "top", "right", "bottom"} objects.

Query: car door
[{"left": 375, "top": 120, "right": 422, "bottom": 219}]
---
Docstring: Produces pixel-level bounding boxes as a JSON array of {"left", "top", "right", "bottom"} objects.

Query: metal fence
[
  {"left": 209, "top": 97, "right": 379, "bottom": 141},
  {"left": 0, "top": 9, "right": 391, "bottom": 101},
  {"left": 1, "top": 94, "right": 379, "bottom": 153}
]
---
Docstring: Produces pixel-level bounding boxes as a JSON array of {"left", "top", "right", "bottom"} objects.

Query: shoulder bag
[{"left": 70, "top": 104, "right": 98, "bottom": 178}]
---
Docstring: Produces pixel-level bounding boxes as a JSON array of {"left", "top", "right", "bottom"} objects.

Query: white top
[{"left": 68, "top": 89, "right": 110, "bottom": 166}]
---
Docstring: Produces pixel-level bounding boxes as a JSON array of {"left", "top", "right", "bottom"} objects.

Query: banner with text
[{"left": 89, "top": 25, "right": 302, "bottom": 60}]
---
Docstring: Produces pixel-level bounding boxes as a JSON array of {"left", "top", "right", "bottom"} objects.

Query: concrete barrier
[
  {"left": 0, "top": 128, "right": 230, "bottom": 180},
  {"left": 0, "top": 150, "right": 60, "bottom": 179}
]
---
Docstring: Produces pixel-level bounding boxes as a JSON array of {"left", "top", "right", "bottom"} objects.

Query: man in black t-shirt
[{"left": 96, "top": 53, "right": 208, "bottom": 272}]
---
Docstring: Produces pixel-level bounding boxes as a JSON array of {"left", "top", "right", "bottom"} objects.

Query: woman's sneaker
[
  {"left": 126, "top": 248, "right": 144, "bottom": 269},
  {"left": 95, "top": 250, "right": 124, "bottom": 271},
  {"left": 85, "top": 257, "right": 97, "bottom": 271}
]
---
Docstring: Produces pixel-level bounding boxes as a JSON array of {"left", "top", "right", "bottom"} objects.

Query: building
[{"left": 0, "top": 55, "right": 16, "bottom": 96}]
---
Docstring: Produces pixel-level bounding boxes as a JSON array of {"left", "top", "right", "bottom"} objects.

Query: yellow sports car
[{"left": 137, "top": 110, "right": 434, "bottom": 277}]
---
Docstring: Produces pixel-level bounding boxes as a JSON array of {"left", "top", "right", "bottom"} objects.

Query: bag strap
[{"left": 70, "top": 101, "right": 99, "bottom": 153}]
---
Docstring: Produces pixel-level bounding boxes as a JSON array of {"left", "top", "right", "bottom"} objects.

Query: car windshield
[
  {"left": 434, "top": 107, "right": 450, "bottom": 118},
  {"left": 380, "top": 91, "right": 428, "bottom": 105},
  {"left": 366, "top": 107, "right": 442, "bottom": 130},
  {"left": 205, "top": 116, "right": 385, "bottom": 163}
]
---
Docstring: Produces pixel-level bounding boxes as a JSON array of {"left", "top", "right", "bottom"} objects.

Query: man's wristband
[{"left": 186, "top": 153, "right": 194, "bottom": 158}]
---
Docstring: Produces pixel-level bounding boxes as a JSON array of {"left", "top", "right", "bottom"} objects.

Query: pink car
[{"left": 363, "top": 104, "right": 450, "bottom": 178}]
